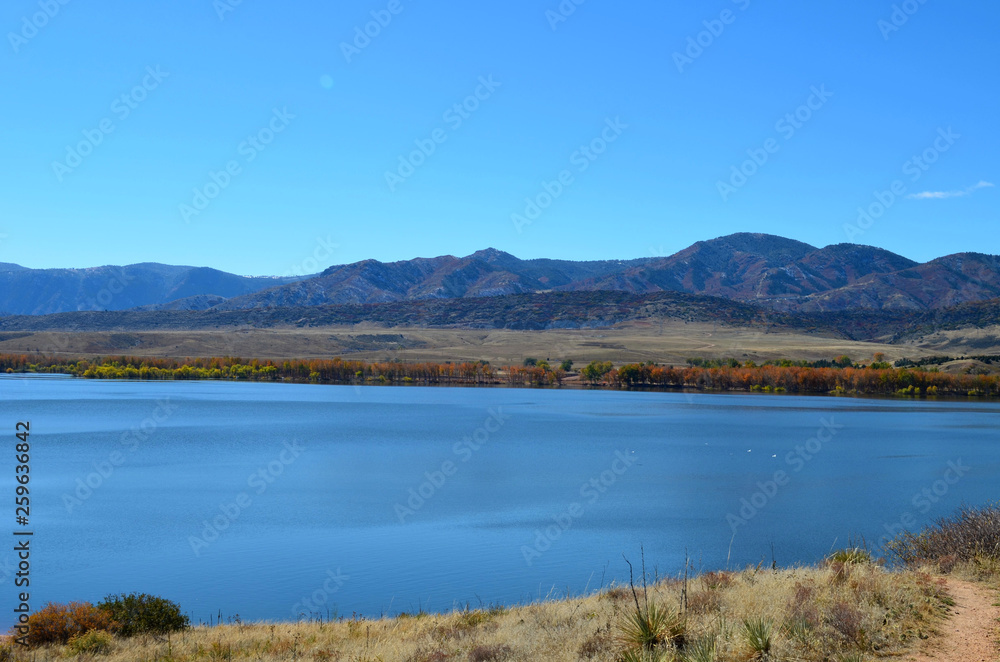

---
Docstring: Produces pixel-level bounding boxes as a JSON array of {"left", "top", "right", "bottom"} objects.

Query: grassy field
[{"left": 2, "top": 320, "right": 991, "bottom": 366}]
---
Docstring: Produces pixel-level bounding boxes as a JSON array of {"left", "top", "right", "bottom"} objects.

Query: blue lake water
[{"left": 0, "top": 375, "right": 997, "bottom": 627}]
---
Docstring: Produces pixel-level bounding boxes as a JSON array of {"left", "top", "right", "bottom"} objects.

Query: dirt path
[{"left": 906, "top": 578, "right": 1000, "bottom": 662}]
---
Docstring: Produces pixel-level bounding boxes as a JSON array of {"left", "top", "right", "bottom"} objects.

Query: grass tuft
[
  {"left": 828, "top": 547, "right": 872, "bottom": 565},
  {"left": 617, "top": 649, "right": 671, "bottom": 662},
  {"left": 467, "top": 643, "right": 513, "bottom": 661},
  {"left": 619, "top": 602, "right": 685, "bottom": 652},
  {"left": 680, "top": 636, "right": 716, "bottom": 662},
  {"left": 741, "top": 617, "right": 773, "bottom": 659}
]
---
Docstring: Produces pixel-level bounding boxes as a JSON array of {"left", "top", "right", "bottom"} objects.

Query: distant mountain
[
  {"left": 210, "top": 251, "right": 653, "bottom": 310},
  {"left": 205, "top": 233, "right": 1000, "bottom": 314},
  {"left": 796, "top": 253, "right": 1000, "bottom": 311},
  {"left": 4, "top": 234, "right": 1000, "bottom": 317},
  {"left": 562, "top": 233, "right": 819, "bottom": 298},
  {"left": 563, "top": 236, "right": 924, "bottom": 309},
  {"left": 0, "top": 263, "right": 305, "bottom": 315}
]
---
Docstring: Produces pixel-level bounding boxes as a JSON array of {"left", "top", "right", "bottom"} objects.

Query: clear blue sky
[{"left": 1, "top": 0, "right": 996, "bottom": 274}]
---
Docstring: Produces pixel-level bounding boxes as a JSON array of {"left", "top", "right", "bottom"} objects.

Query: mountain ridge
[
  {"left": 209, "top": 233, "right": 1000, "bottom": 314},
  {"left": 2, "top": 233, "right": 999, "bottom": 316}
]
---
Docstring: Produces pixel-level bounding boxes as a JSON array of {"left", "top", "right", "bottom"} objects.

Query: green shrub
[
  {"left": 97, "top": 593, "right": 188, "bottom": 636},
  {"left": 828, "top": 548, "right": 872, "bottom": 565},
  {"left": 67, "top": 629, "right": 114, "bottom": 655}
]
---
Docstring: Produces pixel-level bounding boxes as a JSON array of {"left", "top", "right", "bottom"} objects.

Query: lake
[{"left": 1, "top": 375, "right": 997, "bottom": 627}]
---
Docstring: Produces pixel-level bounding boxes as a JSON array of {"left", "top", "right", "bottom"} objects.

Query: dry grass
[
  {"left": 0, "top": 322, "right": 954, "bottom": 367},
  {"left": 2, "top": 563, "right": 956, "bottom": 662}
]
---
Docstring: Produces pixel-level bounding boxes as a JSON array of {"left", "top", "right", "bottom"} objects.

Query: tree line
[
  {"left": 2, "top": 353, "right": 997, "bottom": 397},
  {"left": 595, "top": 361, "right": 998, "bottom": 396},
  {"left": 0, "top": 354, "right": 563, "bottom": 386}
]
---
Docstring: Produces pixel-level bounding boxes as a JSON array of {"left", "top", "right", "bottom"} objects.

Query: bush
[
  {"left": 15, "top": 601, "right": 115, "bottom": 647},
  {"left": 828, "top": 601, "right": 866, "bottom": 648},
  {"left": 581, "top": 360, "right": 614, "bottom": 382},
  {"left": 577, "top": 631, "right": 614, "bottom": 659},
  {"left": 67, "top": 629, "right": 114, "bottom": 655},
  {"left": 886, "top": 503, "right": 1000, "bottom": 568},
  {"left": 467, "top": 644, "right": 513, "bottom": 661},
  {"left": 97, "top": 593, "right": 189, "bottom": 636},
  {"left": 828, "top": 548, "right": 872, "bottom": 565}
]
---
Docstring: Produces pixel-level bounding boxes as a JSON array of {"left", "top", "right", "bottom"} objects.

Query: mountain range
[
  {"left": 0, "top": 263, "right": 303, "bottom": 316},
  {"left": 3, "top": 233, "right": 1000, "bottom": 317}
]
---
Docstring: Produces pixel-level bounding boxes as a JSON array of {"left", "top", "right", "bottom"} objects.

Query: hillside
[
  {"left": 798, "top": 253, "right": 1000, "bottom": 311},
  {"left": 6, "top": 290, "right": 1000, "bottom": 342},
  {"left": 0, "top": 263, "right": 305, "bottom": 315},
  {"left": 0, "top": 291, "right": 791, "bottom": 333}
]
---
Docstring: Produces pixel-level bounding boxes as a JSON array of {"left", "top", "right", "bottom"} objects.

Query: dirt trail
[{"left": 906, "top": 578, "right": 1000, "bottom": 662}]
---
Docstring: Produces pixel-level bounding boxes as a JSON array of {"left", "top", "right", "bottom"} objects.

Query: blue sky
[{"left": 0, "top": 0, "right": 996, "bottom": 274}]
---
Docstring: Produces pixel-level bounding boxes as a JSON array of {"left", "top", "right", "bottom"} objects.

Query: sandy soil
[{"left": 906, "top": 578, "right": 1000, "bottom": 662}]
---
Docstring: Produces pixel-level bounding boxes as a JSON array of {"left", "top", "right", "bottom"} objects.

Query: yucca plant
[
  {"left": 742, "top": 617, "right": 773, "bottom": 659},
  {"left": 681, "top": 636, "right": 716, "bottom": 662},
  {"left": 618, "top": 649, "right": 672, "bottom": 662},
  {"left": 618, "top": 549, "right": 686, "bottom": 657},
  {"left": 828, "top": 548, "right": 872, "bottom": 565},
  {"left": 619, "top": 602, "right": 685, "bottom": 651}
]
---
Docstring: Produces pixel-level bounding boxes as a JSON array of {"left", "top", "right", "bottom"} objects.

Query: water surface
[{"left": 1, "top": 376, "right": 996, "bottom": 626}]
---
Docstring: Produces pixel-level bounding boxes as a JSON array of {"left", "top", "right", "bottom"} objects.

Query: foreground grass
[{"left": 5, "top": 562, "right": 963, "bottom": 662}]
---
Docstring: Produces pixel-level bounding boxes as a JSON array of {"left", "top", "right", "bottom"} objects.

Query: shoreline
[{"left": 4, "top": 366, "right": 1000, "bottom": 404}]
